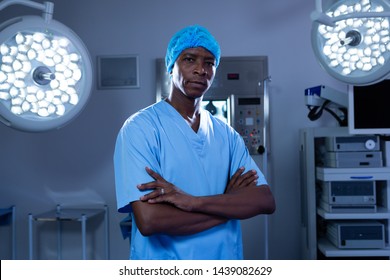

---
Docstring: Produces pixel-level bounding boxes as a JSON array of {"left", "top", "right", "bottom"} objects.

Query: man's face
[{"left": 171, "top": 47, "right": 216, "bottom": 100}]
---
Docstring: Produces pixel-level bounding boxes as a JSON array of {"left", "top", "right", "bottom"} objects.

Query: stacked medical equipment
[
  {"left": 300, "top": 126, "right": 390, "bottom": 259},
  {"left": 319, "top": 135, "right": 382, "bottom": 214},
  {"left": 323, "top": 135, "right": 382, "bottom": 168},
  {"left": 318, "top": 135, "right": 386, "bottom": 250}
]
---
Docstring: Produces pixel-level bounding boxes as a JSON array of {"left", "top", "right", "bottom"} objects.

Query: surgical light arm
[
  {"left": 0, "top": 0, "right": 54, "bottom": 21},
  {"left": 305, "top": 85, "right": 348, "bottom": 126},
  {"left": 305, "top": 85, "right": 348, "bottom": 107}
]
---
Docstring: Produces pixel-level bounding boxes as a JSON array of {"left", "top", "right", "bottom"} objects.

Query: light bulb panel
[
  {"left": 0, "top": 15, "right": 93, "bottom": 132},
  {"left": 311, "top": 0, "right": 390, "bottom": 85}
]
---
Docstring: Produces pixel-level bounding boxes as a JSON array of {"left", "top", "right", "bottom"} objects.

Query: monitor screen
[{"left": 348, "top": 79, "right": 390, "bottom": 135}]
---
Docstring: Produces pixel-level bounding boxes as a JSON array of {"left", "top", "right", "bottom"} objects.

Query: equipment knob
[
  {"left": 257, "top": 145, "right": 265, "bottom": 155},
  {"left": 365, "top": 139, "right": 376, "bottom": 150}
]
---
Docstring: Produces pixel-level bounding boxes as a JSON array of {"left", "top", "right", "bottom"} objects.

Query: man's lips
[{"left": 188, "top": 80, "right": 207, "bottom": 86}]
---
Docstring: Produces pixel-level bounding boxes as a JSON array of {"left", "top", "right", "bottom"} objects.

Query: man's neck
[{"left": 166, "top": 93, "right": 202, "bottom": 132}]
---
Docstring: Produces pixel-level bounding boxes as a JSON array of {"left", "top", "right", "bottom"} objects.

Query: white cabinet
[{"left": 300, "top": 127, "right": 390, "bottom": 259}]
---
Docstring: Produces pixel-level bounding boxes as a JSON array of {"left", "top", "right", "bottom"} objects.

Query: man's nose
[{"left": 193, "top": 62, "right": 207, "bottom": 75}]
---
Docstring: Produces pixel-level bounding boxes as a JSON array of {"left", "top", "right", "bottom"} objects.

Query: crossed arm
[{"left": 131, "top": 167, "right": 275, "bottom": 236}]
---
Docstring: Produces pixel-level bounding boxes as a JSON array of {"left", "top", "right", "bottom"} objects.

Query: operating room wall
[{"left": 0, "top": 0, "right": 347, "bottom": 260}]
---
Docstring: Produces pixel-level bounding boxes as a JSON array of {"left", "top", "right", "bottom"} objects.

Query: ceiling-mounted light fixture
[
  {"left": 0, "top": 0, "right": 93, "bottom": 132},
  {"left": 311, "top": 0, "right": 390, "bottom": 85}
]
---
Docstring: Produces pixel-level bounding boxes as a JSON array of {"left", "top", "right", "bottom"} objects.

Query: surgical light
[
  {"left": 311, "top": 0, "right": 390, "bottom": 85},
  {"left": 0, "top": 0, "right": 93, "bottom": 132}
]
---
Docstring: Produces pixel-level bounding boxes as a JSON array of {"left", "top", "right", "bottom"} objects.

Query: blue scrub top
[{"left": 114, "top": 100, "right": 267, "bottom": 260}]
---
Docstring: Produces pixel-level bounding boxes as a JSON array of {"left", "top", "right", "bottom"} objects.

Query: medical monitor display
[{"left": 348, "top": 79, "right": 390, "bottom": 135}]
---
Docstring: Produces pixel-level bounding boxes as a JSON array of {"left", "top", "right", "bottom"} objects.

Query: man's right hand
[{"left": 225, "top": 167, "right": 259, "bottom": 194}]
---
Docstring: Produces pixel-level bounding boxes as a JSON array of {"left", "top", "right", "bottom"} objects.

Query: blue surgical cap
[{"left": 165, "top": 25, "right": 221, "bottom": 73}]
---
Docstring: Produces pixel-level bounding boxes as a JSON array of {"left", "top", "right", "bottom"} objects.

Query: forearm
[
  {"left": 192, "top": 185, "right": 275, "bottom": 219},
  {"left": 131, "top": 201, "right": 227, "bottom": 236},
  {"left": 135, "top": 167, "right": 275, "bottom": 233}
]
